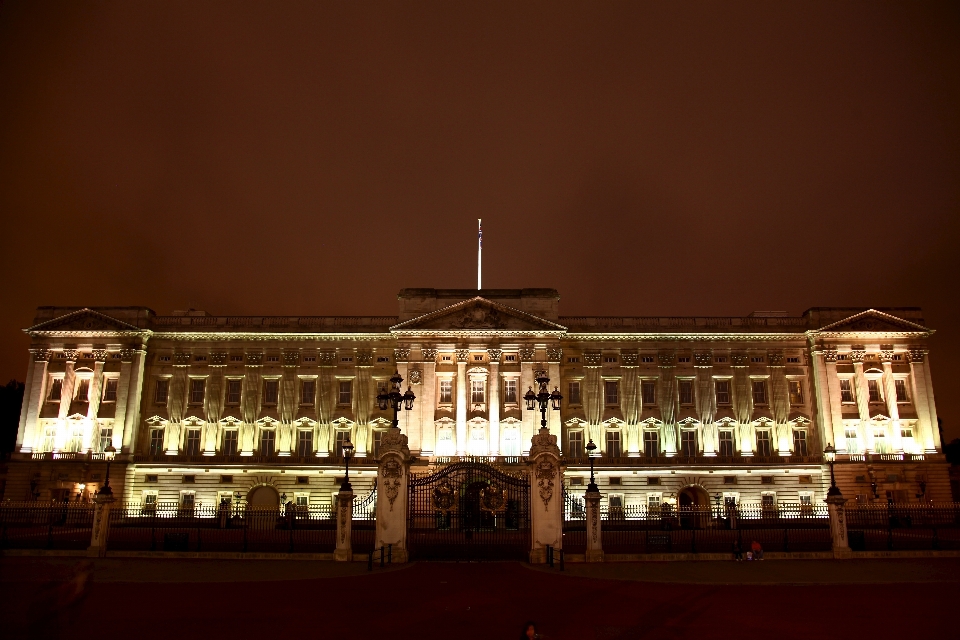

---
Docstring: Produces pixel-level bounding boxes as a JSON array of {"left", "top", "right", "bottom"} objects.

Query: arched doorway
[
  {"left": 677, "top": 485, "right": 709, "bottom": 529},
  {"left": 247, "top": 485, "right": 280, "bottom": 508}
]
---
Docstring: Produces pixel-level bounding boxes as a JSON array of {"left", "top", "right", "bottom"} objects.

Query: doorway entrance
[{"left": 677, "top": 485, "right": 709, "bottom": 529}]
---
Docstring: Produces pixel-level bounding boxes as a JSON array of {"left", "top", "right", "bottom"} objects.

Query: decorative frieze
[
  {"left": 486, "top": 348, "right": 503, "bottom": 362},
  {"left": 731, "top": 353, "right": 749, "bottom": 367},
  {"left": 455, "top": 349, "right": 470, "bottom": 363},
  {"left": 421, "top": 349, "right": 438, "bottom": 362},
  {"left": 694, "top": 352, "right": 712, "bottom": 367},
  {"left": 173, "top": 352, "right": 192, "bottom": 367},
  {"left": 767, "top": 352, "right": 785, "bottom": 367},
  {"left": 620, "top": 352, "right": 639, "bottom": 366},
  {"left": 356, "top": 351, "right": 373, "bottom": 366},
  {"left": 318, "top": 351, "right": 336, "bottom": 366}
]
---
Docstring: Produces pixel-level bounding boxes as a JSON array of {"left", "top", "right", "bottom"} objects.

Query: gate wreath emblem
[
  {"left": 536, "top": 460, "right": 557, "bottom": 510},
  {"left": 432, "top": 480, "right": 456, "bottom": 512},
  {"left": 382, "top": 458, "right": 403, "bottom": 511},
  {"left": 480, "top": 484, "right": 507, "bottom": 513}
]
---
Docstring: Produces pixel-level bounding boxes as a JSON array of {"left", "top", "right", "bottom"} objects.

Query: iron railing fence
[
  {"left": 846, "top": 503, "right": 960, "bottom": 551},
  {"left": 600, "top": 527, "right": 833, "bottom": 554},
  {"left": 0, "top": 502, "right": 95, "bottom": 550}
]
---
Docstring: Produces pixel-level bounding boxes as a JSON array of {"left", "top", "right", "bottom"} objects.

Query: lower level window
[
  {"left": 718, "top": 431, "right": 734, "bottom": 457},
  {"left": 42, "top": 426, "right": 56, "bottom": 452},
  {"left": 180, "top": 493, "right": 195, "bottom": 513},
  {"left": 501, "top": 428, "right": 520, "bottom": 457},
  {"left": 873, "top": 430, "right": 890, "bottom": 454},
  {"left": 605, "top": 431, "right": 622, "bottom": 458},
  {"left": 260, "top": 430, "right": 276, "bottom": 456},
  {"left": 755, "top": 431, "right": 772, "bottom": 457}
]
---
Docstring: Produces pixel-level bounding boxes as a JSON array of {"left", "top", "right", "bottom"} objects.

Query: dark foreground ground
[{"left": 1, "top": 556, "right": 958, "bottom": 639}]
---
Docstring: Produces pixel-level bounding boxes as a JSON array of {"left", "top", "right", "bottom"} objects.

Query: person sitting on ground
[
  {"left": 751, "top": 540, "right": 764, "bottom": 560},
  {"left": 732, "top": 541, "right": 743, "bottom": 561},
  {"left": 520, "top": 621, "right": 539, "bottom": 640},
  {"left": 746, "top": 550, "right": 753, "bottom": 561}
]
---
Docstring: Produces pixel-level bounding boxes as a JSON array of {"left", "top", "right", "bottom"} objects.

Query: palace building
[{"left": 7, "top": 288, "right": 950, "bottom": 514}]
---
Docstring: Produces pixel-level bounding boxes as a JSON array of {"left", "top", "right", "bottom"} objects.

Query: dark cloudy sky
[{"left": 1, "top": 2, "right": 958, "bottom": 438}]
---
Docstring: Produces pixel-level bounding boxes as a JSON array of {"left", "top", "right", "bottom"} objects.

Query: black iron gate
[{"left": 408, "top": 461, "right": 530, "bottom": 561}]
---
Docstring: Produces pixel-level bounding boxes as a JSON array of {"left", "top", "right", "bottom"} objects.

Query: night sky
[{"left": 1, "top": 3, "right": 957, "bottom": 438}]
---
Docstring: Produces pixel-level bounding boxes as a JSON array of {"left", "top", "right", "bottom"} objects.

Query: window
[
  {"left": 296, "top": 476, "right": 309, "bottom": 485},
  {"left": 799, "top": 475, "right": 813, "bottom": 484},
  {"left": 230, "top": 355, "right": 243, "bottom": 362},
  {"left": 143, "top": 492, "right": 158, "bottom": 510},
  {"left": 715, "top": 380, "right": 731, "bottom": 405},
  {"left": 567, "top": 381, "right": 580, "bottom": 405},
  {"left": 377, "top": 356, "right": 390, "bottom": 363},
  {"left": 64, "top": 423, "right": 83, "bottom": 452},
  {"left": 190, "top": 379, "right": 205, "bottom": 404},
  {"left": 567, "top": 357, "right": 580, "bottom": 363},
  {"left": 723, "top": 476, "right": 737, "bottom": 485},
  {"left": 439, "top": 380, "right": 452, "bottom": 404},
  {"left": 677, "top": 356, "right": 691, "bottom": 363},
  {"left": 266, "top": 355, "right": 279, "bottom": 363},
  {"left": 751, "top": 356, "right": 765, "bottom": 364},
  {"left": 761, "top": 475, "right": 774, "bottom": 485},
  {"left": 504, "top": 379, "right": 518, "bottom": 404},
  {"left": 263, "top": 379, "right": 279, "bottom": 404},
  {"left": 501, "top": 427, "right": 520, "bottom": 456},
  {"left": 75, "top": 379, "right": 90, "bottom": 402},
  {"left": 680, "top": 430, "right": 697, "bottom": 456},
  {"left": 505, "top": 354, "right": 516, "bottom": 362},
  {"left": 337, "top": 380, "right": 352, "bottom": 405},
  {"left": 103, "top": 379, "right": 118, "bottom": 402},
  {"left": 158, "top": 355, "right": 171, "bottom": 362},
  {"left": 604, "top": 380, "right": 619, "bottom": 405},
  {"left": 641, "top": 380, "right": 656, "bottom": 405},
  {"left": 788, "top": 380, "right": 803, "bottom": 405},
  {"left": 638, "top": 355, "right": 654, "bottom": 364},
  {"left": 295, "top": 494, "right": 309, "bottom": 507},
  {"left": 440, "top": 355, "right": 451, "bottom": 362},
  {"left": 300, "top": 380, "right": 316, "bottom": 405},
  {"left": 647, "top": 494, "right": 662, "bottom": 511},
  {"left": 334, "top": 430, "right": 351, "bottom": 458},
  {"left": 376, "top": 380, "right": 389, "bottom": 399},
  {"left": 227, "top": 380, "right": 242, "bottom": 404},
  {"left": 303, "top": 355, "right": 317, "bottom": 363},
  {"left": 185, "top": 429, "right": 201, "bottom": 455},
  {"left": 679, "top": 380, "right": 693, "bottom": 405},
  {"left": 643, "top": 431, "right": 658, "bottom": 457},
  {"left": 604, "top": 356, "right": 617, "bottom": 363},
  {"left": 647, "top": 476, "right": 660, "bottom": 485},
  {"left": 341, "top": 356, "right": 354, "bottom": 363},
  {"left": 867, "top": 379, "right": 882, "bottom": 402},
  {"left": 761, "top": 494, "right": 776, "bottom": 508},
  {"left": 145, "top": 474, "right": 159, "bottom": 483},
  {"left": 222, "top": 430, "right": 238, "bottom": 455},
  {"left": 900, "top": 427, "right": 914, "bottom": 440},
  {"left": 155, "top": 379, "right": 169, "bottom": 404},
  {"left": 194, "top": 355, "right": 207, "bottom": 362},
  {"left": 787, "top": 357, "right": 801, "bottom": 364},
  {"left": 97, "top": 427, "right": 113, "bottom": 453},
  {"left": 372, "top": 430, "right": 383, "bottom": 457},
  {"left": 605, "top": 430, "right": 622, "bottom": 457},
  {"left": 260, "top": 430, "right": 276, "bottom": 456},
  {"left": 844, "top": 427, "right": 860, "bottom": 454},
  {"left": 41, "top": 426, "right": 56, "bottom": 452},
  {"left": 715, "top": 356, "right": 728, "bottom": 364},
  {"left": 568, "top": 431, "right": 584, "bottom": 458},
  {"left": 755, "top": 430, "right": 772, "bottom": 456},
  {"left": 49, "top": 378, "right": 63, "bottom": 402},
  {"left": 473, "top": 355, "right": 484, "bottom": 362},
  {"left": 149, "top": 428, "right": 164, "bottom": 455},
  {"left": 895, "top": 379, "right": 908, "bottom": 402},
  {"left": 471, "top": 380, "right": 485, "bottom": 404},
  {"left": 179, "top": 492, "right": 195, "bottom": 515},
  {"left": 752, "top": 380, "right": 767, "bottom": 405},
  {"left": 793, "top": 430, "right": 808, "bottom": 456},
  {"left": 608, "top": 494, "right": 624, "bottom": 518},
  {"left": 297, "top": 430, "right": 313, "bottom": 457},
  {"left": 874, "top": 429, "right": 890, "bottom": 454},
  {"left": 182, "top": 474, "right": 196, "bottom": 484},
  {"left": 570, "top": 477, "right": 583, "bottom": 486},
  {"left": 718, "top": 431, "right": 734, "bottom": 457},
  {"left": 839, "top": 379, "right": 854, "bottom": 403}
]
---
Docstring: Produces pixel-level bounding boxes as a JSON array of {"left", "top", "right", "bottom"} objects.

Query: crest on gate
[
  {"left": 480, "top": 484, "right": 507, "bottom": 513},
  {"left": 432, "top": 480, "right": 456, "bottom": 512},
  {"left": 535, "top": 460, "right": 557, "bottom": 510}
]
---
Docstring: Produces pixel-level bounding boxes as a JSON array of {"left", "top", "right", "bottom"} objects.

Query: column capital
[
  {"left": 173, "top": 352, "right": 192, "bottom": 367},
  {"left": 908, "top": 348, "right": 926, "bottom": 364},
  {"left": 486, "top": 348, "right": 502, "bottom": 362},
  {"left": 583, "top": 351, "right": 601, "bottom": 367},
  {"left": 63, "top": 349, "right": 80, "bottom": 362},
  {"left": 621, "top": 351, "right": 638, "bottom": 367},
  {"left": 879, "top": 349, "right": 895, "bottom": 364},
  {"left": 283, "top": 350, "right": 301, "bottom": 367},
  {"left": 767, "top": 351, "right": 785, "bottom": 367},
  {"left": 421, "top": 348, "right": 438, "bottom": 362},
  {"left": 823, "top": 348, "right": 838, "bottom": 363},
  {"left": 546, "top": 347, "right": 562, "bottom": 363},
  {"left": 849, "top": 349, "right": 866, "bottom": 364},
  {"left": 31, "top": 348, "right": 52, "bottom": 363},
  {"left": 394, "top": 348, "right": 411, "bottom": 362},
  {"left": 693, "top": 351, "right": 712, "bottom": 367},
  {"left": 245, "top": 352, "right": 264, "bottom": 366},
  {"left": 519, "top": 347, "right": 537, "bottom": 362},
  {"left": 209, "top": 352, "right": 228, "bottom": 367}
]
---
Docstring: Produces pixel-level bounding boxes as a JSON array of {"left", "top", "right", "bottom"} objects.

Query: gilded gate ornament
[
  {"left": 480, "top": 484, "right": 507, "bottom": 513},
  {"left": 535, "top": 460, "right": 557, "bottom": 510},
  {"left": 382, "top": 458, "right": 403, "bottom": 511},
  {"left": 432, "top": 480, "right": 456, "bottom": 512}
]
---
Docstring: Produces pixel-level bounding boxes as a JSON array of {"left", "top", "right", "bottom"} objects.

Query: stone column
[
  {"left": 58, "top": 351, "right": 78, "bottom": 421},
  {"left": 812, "top": 346, "right": 842, "bottom": 453},
  {"left": 768, "top": 352, "right": 792, "bottom": 456},
  {"left": 879, "top": 349, "right": 902, "bottom": 453},
  {"left": 394, "top": 349, "right": 414, "bottom": 450},
  {"left": 584, "top": 482, "right": 603, "bottom": 562},
  {"left": 908, "top": 349, "right": 937, "bottom": 453},
  {"left": 621, "top": 352, "right": 640, "bottom": 457},
  {"left": 528, "top": 427, "right": 563, "bottom": 563},
  {"left": 375, "top": 427, "right": 412, "bottom": 562},
  {"left": 851, "top": 349, "right": 872, "bottom": 453},
  {"left": 487, "top": 349, "right": 502, "bottom": 456},
  {"left": 826, "top": 492, "right": 851, "bottom": 559},
  {"left": 923, "top": 353, "right": 941, "bottom": 452},
  {"left": 19, "top": 349, "right": 50, "bottom": 453},
  {"left": 582, "top": 352, "right": 602, "bottom": 453},
  {"left": 240, "top": 353, "right": 263, "bottom": 456},
  {"left": 694, "top": 352, "right": 717, "bottom": 456},
  {"left": 83, "top": 352, "right": 108, "bottom": 453},
  {"left": 455, "top": 349, "right": 469, "bottom": 455},
  {"left": 547, "top": 347, "right": 562, "bottom": 439},
  {"left": 658, "top": 351, "right": 679, "bottom": 457},
  {"left": 120, "top": 347, "right": 147, "bottom": 453},
  {"left": 520, "top": 348, "right": 537, "bottom": 455},
  {"left": 88, "top": 491, "right": 115, "bottom": 558},
  {"left": 334, "top": 486, "right": 354, "bottom": 561},
  {"left": 419, "top": 349, "right": 438, "bottom": 457}
]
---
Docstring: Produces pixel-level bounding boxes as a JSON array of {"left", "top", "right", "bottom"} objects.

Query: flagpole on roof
[{"left": 477, "top": 218, "right": 482, "bottom": 290}]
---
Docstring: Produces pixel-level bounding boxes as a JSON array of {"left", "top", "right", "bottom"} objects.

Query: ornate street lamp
[
  {"left": 233, "top": 490, "right": 243, "bottom": 517},
  {"left": 823, "top": 443, "right": 841, "bottom": 497},
  {"left": 340, "top": 438, "right": 355, "bottom": 492},
  {"left": 585, "top": 438, "right": 599, "bottom": 492},
  {"left": 97, "top": 444, "right": 117, "bottom": 499},
  {"left": 376, "top": 370, "right": 416, "bottom": 429},
  {"left": 523, "top": 371, "right": 562, "bottom": 431}
]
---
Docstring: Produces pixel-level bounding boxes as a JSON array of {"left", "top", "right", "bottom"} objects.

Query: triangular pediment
[
  {"left": 390, "top": 297, "right": 566, "bottom": 334},
  {"left": 28, "top": 308, "right": 142, "bottom": 333},
  {"left": 818, "top": 309, "right": 929, "bottom": 334}
]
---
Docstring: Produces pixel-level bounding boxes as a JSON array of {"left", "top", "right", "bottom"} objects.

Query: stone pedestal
[
  {"left": 826, "top": 493, "right": 851, "bottom": 559},
  {"left": 528, "top": 427, "right": 563, "bottom": 564},
  {"left": 334, "top": 488, "right": 354, "bottom": 561},
  {"left": 87, "top": 493, "right": 115, "bottom": 558},
  {"left": 375, "top": 427, "right": 411, "bottom": 563},
  {"left": 584, "top": 487, "right": 604, "bottom": 562}
]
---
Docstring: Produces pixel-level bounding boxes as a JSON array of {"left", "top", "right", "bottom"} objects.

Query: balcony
[
  {"left": 842, "top": 453, "right": 941, "bottom": 464},
  {"left": 563, "top": 454, "right": 824, "bottom": 467},
  {"left": 28, "top": 452, "right": 108, "bottom": 462},
  {"left": 131, "top": 453, "right": 382, "bottom": 466}
]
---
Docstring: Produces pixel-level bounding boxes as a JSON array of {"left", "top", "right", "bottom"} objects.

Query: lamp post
[
  {"left": 97, "top": 444, "right": 117, "bottom": 499},
  {"left": 76, "top": 483, "right": 86, "bottom": 502},
  {"left": 585, "top": 438, "right": 598, "bottom": 492},
  {"left": 523, "top": 371, "right": 562, "bottom": 432},
  {"left": 823, "top": 443, "right": 841, "bottom": 497},
  {"left": 340, "top": 438, "right": 355, "bottom": 492},
  {"left": 376, "top": 370, "right": 416, "bottom": 429}
]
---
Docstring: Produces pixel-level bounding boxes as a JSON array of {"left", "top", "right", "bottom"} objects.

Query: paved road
[{"left": 2, "top": 556, "right": 958, "bottom": 639}]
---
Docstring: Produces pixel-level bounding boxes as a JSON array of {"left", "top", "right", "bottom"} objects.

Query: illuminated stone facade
[{"left": 7, "top": 289, "right": 950, "bottom": 511}]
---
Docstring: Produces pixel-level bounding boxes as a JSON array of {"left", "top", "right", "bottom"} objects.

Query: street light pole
[
  {"left": 377, "top": 370, "right": 416, "bottom": 430},
  {"left": 97, "top": 444, "right": 117, "bottom": 499},
  {"left": 585, "top": 439, "right": 598, "bottom": 492},
  {"left": 823, "top": 443, "right": 841, "bottom": 497},
  {"left": 341, "top": 438, "right": 355, "bottom": 492}
]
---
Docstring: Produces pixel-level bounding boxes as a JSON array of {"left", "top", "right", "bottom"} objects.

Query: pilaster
[
  {"left": 375, "top": 427, "right": 411, "bottom": 562},
  {"left": 334, "top": 488, "right": 354, "bottom": 561},
  {"left": 419, "top": 349, "right": 437, "bottom": 456},
  {"left": 528, "top": 426, "right": 563, "bottom": 563},
  {"left": 487, "top": 349, "right": 502, "bottom": 456},
  {"left": 880, "top": 350, "right": 902, "bottom": 453},
  {"left": 455, "top": 349, "right": 469, "bottom": 455},
  {"left": 19, "top": 349, "right": 50, "bottom": 453}
]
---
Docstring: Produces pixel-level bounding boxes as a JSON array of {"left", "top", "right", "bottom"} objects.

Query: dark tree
[
  {"left": 0, "top": 379, "right": 25, "bottom": 456},
  {"left": 944, "top": 438, "right": 960, "bottom": 466}
]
